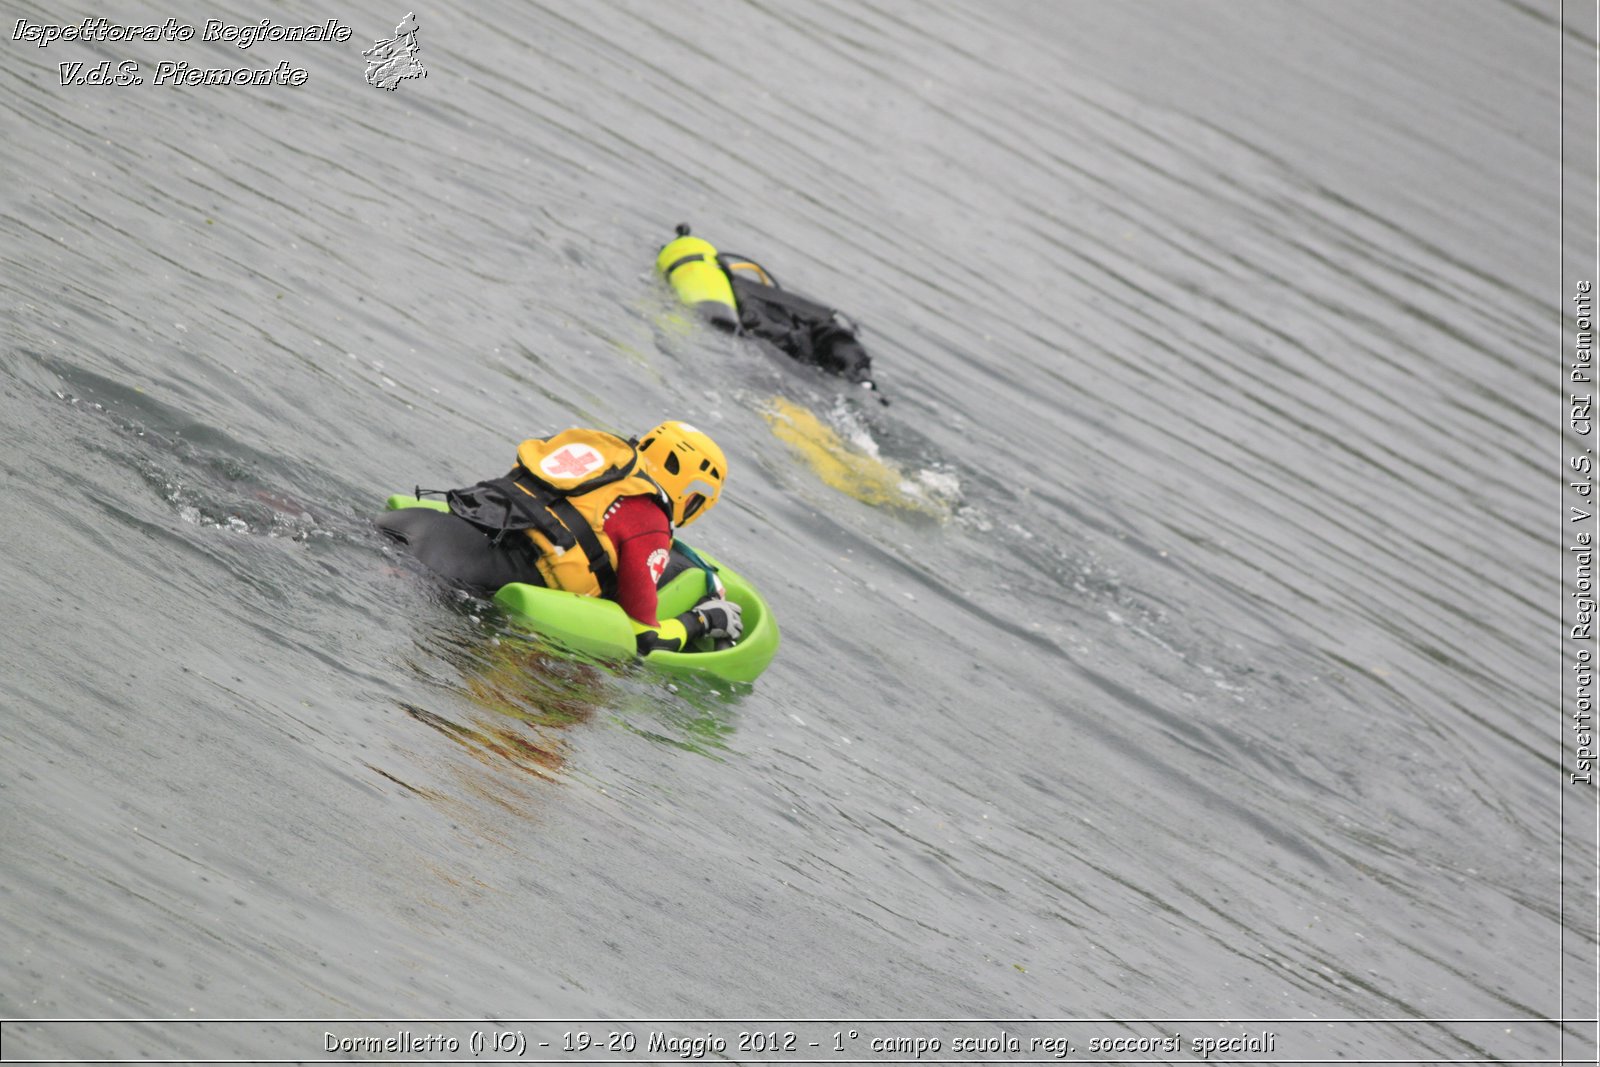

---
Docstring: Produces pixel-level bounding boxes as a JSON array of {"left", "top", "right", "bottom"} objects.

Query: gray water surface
[{"left": 1, "top": 1, "right": 1591, "bottom": 1062}]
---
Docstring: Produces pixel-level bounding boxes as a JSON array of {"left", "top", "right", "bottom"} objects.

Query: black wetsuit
[
  {"left": 711, "top": 265, "right": 876, "bottom": 388},
  {"left": 377, "top": 508, "right": 546, "bottom": 591}
]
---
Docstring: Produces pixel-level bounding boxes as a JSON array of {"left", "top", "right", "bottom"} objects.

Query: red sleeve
[{"left": 603, "top": 495, "right": 673, "bottom": 627}]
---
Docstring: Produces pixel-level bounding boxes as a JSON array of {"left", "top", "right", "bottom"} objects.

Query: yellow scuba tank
[{"left": 656, "top": 224, "right": 739, "bottom": 330}]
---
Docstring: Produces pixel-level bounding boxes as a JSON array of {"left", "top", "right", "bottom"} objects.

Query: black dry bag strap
[
  {"left": 450, "top": 451, "right": 629, "bottom": 597},
  {"left": 447, "top": 476, "right": 577, "bottom": 549}
]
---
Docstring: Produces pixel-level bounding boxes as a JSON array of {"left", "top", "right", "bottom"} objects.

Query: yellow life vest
[{"left": 446, "top": 429, "right": 669, "bottom": 599}]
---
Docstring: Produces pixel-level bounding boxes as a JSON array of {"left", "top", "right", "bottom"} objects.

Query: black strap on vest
[
  {"left": 445, "top": 469, "right": 627, "bottom": 601},
  {"left": 546, "top": 493, "right": 618, "bottom": 600},
  {"left": 446, "top": 475, "right": 569, "bottom": 547}
]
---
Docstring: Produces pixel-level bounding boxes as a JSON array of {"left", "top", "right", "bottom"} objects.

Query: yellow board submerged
[{"left": 762, "top": 397, "right": 951, "bottom": 518}]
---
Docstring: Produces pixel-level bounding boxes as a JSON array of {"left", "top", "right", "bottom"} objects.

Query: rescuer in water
[
  {"left": 376, "top": 421, "right": 741, "bottom": 654},
  {"left": 657, "top": 224, "right": 884, "bottom": 401}
]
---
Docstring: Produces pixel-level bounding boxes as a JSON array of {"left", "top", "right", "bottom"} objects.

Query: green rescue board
[{"left": 385, "top": 495, "right": 779, "bottom": 683}]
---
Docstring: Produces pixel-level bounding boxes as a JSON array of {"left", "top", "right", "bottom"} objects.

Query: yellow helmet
[{"left": 638, "top": 420, "right": 726, "bottom": 527}]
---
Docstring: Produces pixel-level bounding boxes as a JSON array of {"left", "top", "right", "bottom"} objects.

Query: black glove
[{"left": 689, "top": 598, "right": 743, "bottom": 641}]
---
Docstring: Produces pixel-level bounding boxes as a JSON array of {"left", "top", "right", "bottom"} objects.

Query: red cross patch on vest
[{"left": 540, "top": 444, "right": 603, "bottom": 479}]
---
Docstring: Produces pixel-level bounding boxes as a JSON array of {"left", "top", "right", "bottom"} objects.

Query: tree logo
[{"left": 363, "top": 12, "right": 426, "bottom": 91}]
